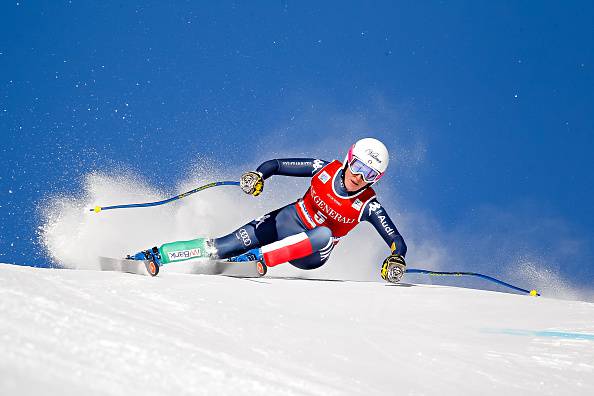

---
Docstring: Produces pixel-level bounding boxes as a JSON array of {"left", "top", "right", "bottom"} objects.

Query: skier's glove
[
  {"left": 381, "top": 254, "right": 406, "bottom": 283},
  {"left": 240, "top": 171, "right": 264, "bottom": 196}
]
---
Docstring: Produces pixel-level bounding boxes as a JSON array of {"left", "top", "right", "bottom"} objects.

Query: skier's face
[{"left": 344, "top": 166, "right": 368, "bottom": 192}]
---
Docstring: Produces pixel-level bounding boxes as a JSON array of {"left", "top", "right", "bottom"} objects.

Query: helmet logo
[{"left": 365, "top": 149, "right": 382, "bottom": 163}]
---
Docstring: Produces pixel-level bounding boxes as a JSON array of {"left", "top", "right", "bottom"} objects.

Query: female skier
[{"left": 130, "top": 138, "right": 407, "bottom": 283}]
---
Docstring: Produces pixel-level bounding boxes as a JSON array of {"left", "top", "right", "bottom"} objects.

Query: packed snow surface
[{"left": 1, "top": 264, "right": 593, "bottom": 396}]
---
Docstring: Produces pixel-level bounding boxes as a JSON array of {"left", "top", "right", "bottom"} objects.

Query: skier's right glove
[
  {"left": 381, "top": 254, "right": 406, "bottom": 283},
  {"left": 240, "top": 171, "right": 264, "bottom": 196}
]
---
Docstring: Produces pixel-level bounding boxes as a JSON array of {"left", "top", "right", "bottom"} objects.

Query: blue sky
[{"left": 1, "top": 2, "right": 593, "bottom": 290}]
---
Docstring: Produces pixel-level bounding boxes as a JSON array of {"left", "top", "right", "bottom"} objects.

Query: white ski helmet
[{"left": 344, "top": 138, "right": 390, "bottom": 185}]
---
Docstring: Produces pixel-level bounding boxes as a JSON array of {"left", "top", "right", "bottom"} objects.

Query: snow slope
[{"left": 1, "top": 264, "right": 593, "bottom": 396}]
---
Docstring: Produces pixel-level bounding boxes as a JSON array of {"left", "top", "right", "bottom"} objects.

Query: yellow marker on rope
[
  {"left": 530, "top": 290, "right": 538, "bottom": 297},
  {"left": 94, "top": 206, "right": 102, "bottom": 213}
]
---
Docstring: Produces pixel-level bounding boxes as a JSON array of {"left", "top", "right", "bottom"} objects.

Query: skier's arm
[
  {"left": 256, "top": 158, "right": 329, "bottom": 179},
  {"left": 240, "top": 158, "right": 329, "bottom": 196},
  {"left": 361, "top": 198, "right": 408, "bottom": 283},
  {"left": 360, "top": 198, "right": 407, "bottom": 257}
]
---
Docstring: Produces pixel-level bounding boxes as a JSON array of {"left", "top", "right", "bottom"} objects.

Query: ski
[
  {"left": 96, "top": 256, "right": 265, "bottom": 278},
  {"left": 187, "top": 259, "right": 267, "bottom": 278},
  {"left": 98, "top": 256, "right": 159, "bottom": 276}
]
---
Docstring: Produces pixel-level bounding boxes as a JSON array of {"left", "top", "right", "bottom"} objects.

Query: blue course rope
[
  {"left": 407, "top": 268, "right": 540, "bottom": 296},
  {"left": 89, "top": 181, "right": 240, "bottom": 213}
]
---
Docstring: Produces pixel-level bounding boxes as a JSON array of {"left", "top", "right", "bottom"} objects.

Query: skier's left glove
[
  {"left": 381, "top": 254, "right": 406, "bottom": 283},
  {"left": 240, "top": 171, "right": 264, "bottom": 196}
]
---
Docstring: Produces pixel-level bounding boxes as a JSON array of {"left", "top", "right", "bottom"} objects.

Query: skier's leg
[
  {"left": 288, "top": 234, "right": 335, "bottom": 270},
  {"left": 129, "top": 204, "right": 333, "bottom": 269},
  {"left": 220, "top": 204, "right": 335, "bottom": 268}
]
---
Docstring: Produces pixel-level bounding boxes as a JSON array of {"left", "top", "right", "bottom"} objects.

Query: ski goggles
[{"left": 347, "top": 157, "right": 382, "bottom": 183}]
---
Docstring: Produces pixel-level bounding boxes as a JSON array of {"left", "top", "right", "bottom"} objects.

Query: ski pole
[
  {"left": 407, "top": 268, "right": 540, "bottom": 296},
  {"left": 89, "top": 181, "right": 240, "bottom": 213}
]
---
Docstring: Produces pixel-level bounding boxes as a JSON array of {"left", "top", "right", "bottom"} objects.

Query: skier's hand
[
  {"left": 381, "top": 254, "right": 406, "bottom": 283},
  {"left": 240, "top": 171, "right": 264, "bottom": 196}
]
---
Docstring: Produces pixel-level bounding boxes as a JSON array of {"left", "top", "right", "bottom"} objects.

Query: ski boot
[
  {"left": 381, "top": 254, "right": 406, "bottom": 284},
  {"left": 227, "top": 248, "right": 267, "bottom": 276},
  {"left": 127, "top": 247, "right": 161, "bottom": 277}
]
